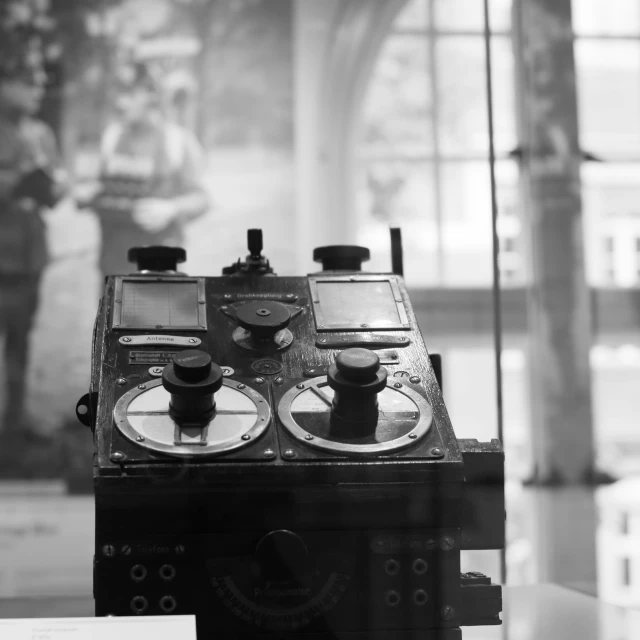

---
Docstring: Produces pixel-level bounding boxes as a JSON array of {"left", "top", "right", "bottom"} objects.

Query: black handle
[{"left": 128, "top": 246, "right": 187, "bottom": 272}]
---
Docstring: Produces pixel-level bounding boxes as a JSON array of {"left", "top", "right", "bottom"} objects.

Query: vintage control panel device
[{"left": 78, "top": 230, "right": 504, "bottom": 639}]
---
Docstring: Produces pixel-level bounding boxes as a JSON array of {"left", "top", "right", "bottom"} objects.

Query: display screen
[
  {"left": 315, "top": 280, "right": 403, "bottom": 329},
  {"left": 119, "top": 280, "right": 200, "bottom": 328}
]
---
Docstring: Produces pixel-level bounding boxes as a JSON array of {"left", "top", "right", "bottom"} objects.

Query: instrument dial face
[{"left": 208, "top": 552, "right": 353, "bottom": 631}]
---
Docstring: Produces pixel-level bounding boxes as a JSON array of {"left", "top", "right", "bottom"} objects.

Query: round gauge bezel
[
  {"left": 277, "top": 376, "right": 433, "bottom": 456},
  {"left": 113, "top": 378, "right": 271, "bottom": 458}
]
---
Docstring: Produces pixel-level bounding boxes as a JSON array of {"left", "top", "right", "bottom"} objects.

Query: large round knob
[
  {"left": 327, "top": 348, "right": 388, "bottom": 431},
  {"left": 313, "top": 245, "right": 370, "bottom": 271},
  {"left": 128, "top": 246, "right": 187, "bottom": 272},
  {"left": 254, "top": 530, "right": 309, "bottom": 583},
  {"left": 162, "top": 350, "right": 223, "bottom": 422},
  {"left": 236, "top": 301, "right": 291, "bottom": 341}
]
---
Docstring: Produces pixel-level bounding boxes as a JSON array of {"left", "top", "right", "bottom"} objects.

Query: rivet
[
  {"left": 138, "top": 384, "right": 146, "bottom": 390},
  {"left": 409, "top": 376, "right": 421, "bottom": 384},
  {"left": 283, "top": 449, "right": 296, "bottom": 459},
  {"left": 116, "top": 378, "right": 127, "bottom": 386},
  {"left": 242, "top": 434, "right": 251, "bottom": 441},
  {"left": 111, "top": 452, "right": 125, "bottom": 462},
  {"left": 304, "top": 435, "right": 314, "bottom": 441},
  {"left": 296, "top": 383, "right": 305, "bottom": 389},
  {"left": 409, "top": 433, "right": 418, "bottom": 440},
  {"left": 188, "top": 338, "right": 197, "bottom": 344},
  {"left": 275, "top": 377, "right": 284, "bottom": 385},
  {"left": 431, "top": 448, "right": 443, "bottom": 456},
  {"left": 262, "top": 449, "right": 275, "bottom": 458},
  {"left": 136, "top": 436, "right": 145, "bottom": 442},
  {"left": 254, "top": 377, "right": 265, "bottom": 385},
  {"left": 394, "top": 382, "right": 402, "bottom": 389},
  {"left": 238, "top": 384, "right": 246, "bottom": 389}
]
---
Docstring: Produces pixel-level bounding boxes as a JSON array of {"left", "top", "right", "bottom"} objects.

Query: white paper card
[{"left": 0, "top": 615, "right": 197, "bottom": 640}]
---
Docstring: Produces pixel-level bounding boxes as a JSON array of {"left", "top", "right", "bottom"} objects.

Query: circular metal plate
[
  {"left": 113, "top": 378, "right": 270, "bottom": 458},
  {"left": 251, "top": 359, "right": 283, "bottom": 376},
  {"left": 277, "top": 377, "right": 433, "bottom": 457}
]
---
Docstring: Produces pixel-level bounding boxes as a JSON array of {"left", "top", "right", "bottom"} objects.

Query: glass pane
[
  {"left": 440, "top": 160, "right": 521, "bottom": 286},
  {"left": 437, "top": 36, "right": 516, "bottom": 156},
  {"left": 572, "top": 0, "right": 640, "bottom": 36},
  {"left": 362, "top": 35, "right": 433, "bottom": 157},
  {"left": 356, "top": 160, "right": 438, "bottom": 286},
  {"left": 434, "top": 0, "right": 512, "bottom": 32},
  {"left": 394, "top": 0, "right": 429, "bottom": 30},
  {"left": 575, "top": 41, "right": 640, "bottom": 158},
  {"left": 591, "top": 344, "right": 640, "bottom": 477},
  {"left": 581, "top": 163, "right": 640, "bottom": 287}
]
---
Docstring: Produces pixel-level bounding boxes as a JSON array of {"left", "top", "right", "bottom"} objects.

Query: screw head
[
  {"left": 409, "top": 433, "right": 418, "bottom": 440},
  {"left": 275, "top": 377, "right": 284, "bottom": 385},
  {"left": 137, "top": 384, "right": 146, "bottom": 390},
  {"left": 254, "top": 377, "right": 265, "bottom": 385},
  {"left": 224, "top": 294, "right": 232, "bottom": 299},
  {"left": 409, "top": 376, "right": 421, "bottom": 384},
  {"left": 296, "top": 383, "right": 305, "bottom": 389},
  {"left": 431, "top": 447, "right": 443, "bottom": 457},
  {"left": 238, "top": 384, "right": 246, "bottom": 389},
  {"left": 111, "top": 452, "right": 125, "bottom": 462},
  {"left": 304, "top": 435, "right": 314, "bottom": 441},
  {"left": 116, "top": 378, "right": 127, "bottom": 386},
  {"left": 136, "top": 436, "right": 145, "bottom": 442},
  {"left": 319, "top": 338, "right": 327, "bottom": 343},
  {"left": 122, "top": 337, "right": 131, "bottom": 343},
  {"left": 241, "top": 434, "right": 251, "bottom": 441},
  {"left": 440, "top": 536, "right": 455, "bottom": 551},
  {"left": 222, "top": 367, "right": 234, "bottom": 377},
  {"left": 189, "top": 338, "right": 197, "bottom": 344},
  {"left": 262, "top": 449, "right": 276, "bottom": 458},
  {"left": 283, "top": 449, "right": 296, "bottom": 459},
  {"left": 394, "top": 382, "right": 402, "bottom": 389},
  {"left": 102, "top": 544, "right": 116, "bottom": 557},
  {"left": 441, "top": 605, "right": 455, "bottom": 620}
]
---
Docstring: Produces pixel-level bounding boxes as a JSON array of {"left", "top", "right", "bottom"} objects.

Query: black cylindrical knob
[
  {"left": 313, "top": 245, "right": 370, "bottom": 271},
  {"left": 128, "top": 246, "right": 187, "bottom": 272},
  {"left": 236, "top": 301, "right": 291, "bottom": 341},
  {"left": 162, "top": 350, "right": 223, "bottom": 423},
  {"left": 254, "top": 530, "right": 309, "bottom": 583},
  {"left": 327, "top": 348, "right": 388, "bottom": 430}
]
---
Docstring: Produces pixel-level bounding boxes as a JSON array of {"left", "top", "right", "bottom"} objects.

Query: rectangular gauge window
[
  {"left": 311, "top": 278, "right": 409, "bottom": 331},
  {"left": 113, "top": 278, "right": 206, "bottom": 330}
]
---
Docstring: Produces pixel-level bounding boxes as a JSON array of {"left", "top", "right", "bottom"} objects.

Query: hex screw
[
  {"left": 116, "top": 378, "right": 127, "bottom": 386},
  {"left": 409, "top": 376, "right": 421, "bottom": 384},
  {"left": 283, "top": 449, "right": 296, "bottom": 459}
]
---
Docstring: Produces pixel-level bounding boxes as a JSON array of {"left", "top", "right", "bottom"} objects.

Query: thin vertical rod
[{"left": 482, "top": 0, "right": 507, "bottom": 586}]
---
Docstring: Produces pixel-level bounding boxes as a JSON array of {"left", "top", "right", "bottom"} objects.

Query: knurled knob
[
  {"left": 236, "top": 301, "right": 291, "bottom": 340},
  {"left": 162, "top": 350, "right": 223, "bottom": 397},
  {"left": 313, "top": 245, "right": 370, "bottom": 271},
  {"left": 128, "top": 246, "right": 187, "bottom": 272}
]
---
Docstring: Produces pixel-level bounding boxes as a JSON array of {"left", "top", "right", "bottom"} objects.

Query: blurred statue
[
  {"left": 87, "top": 63, "right": 209, "bottom": 277},
  {"left": 0, "top": 54, "right": 66, "bottom": 444}
]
